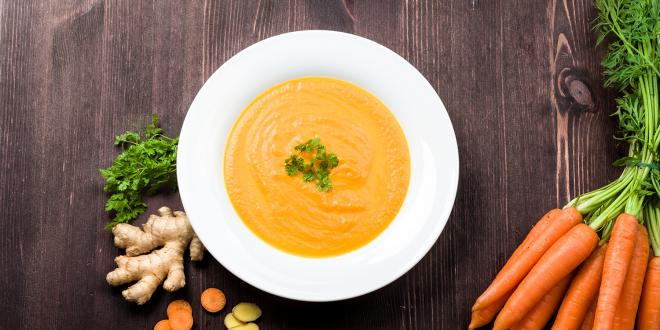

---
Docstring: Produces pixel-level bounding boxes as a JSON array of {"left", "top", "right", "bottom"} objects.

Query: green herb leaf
[
  {"left": 145, "top": 113, "right": 164, "bottom": 138},
  {"left": 302, "top": 170, "right": 315, "bottom": 183},
  {"left": 326, "top": 153, "right": 339, "bottom": 168},
  {"left": 284, "top": 155, "right": 305, "bottom": 176},
  {"left": 285, "top": 137, "right": 339, "bottom": 192},
  {"left": 316, "top": 170, "right": 333, "bottom": 192},
  {"left": 114, "top": 132, "right": 140, "bottom": 146},
  {"left": 294, "top": 137, "right": 321, "bottom": 153}
]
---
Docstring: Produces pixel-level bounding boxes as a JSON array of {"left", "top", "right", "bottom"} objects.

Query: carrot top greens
[{"left": 565, "top": 0, "right": 660, "bottom": 244}]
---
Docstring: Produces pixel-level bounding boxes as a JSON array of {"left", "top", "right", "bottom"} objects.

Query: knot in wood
[
  {"left": 566, "top": 77, "right": 593, "bottom": 109},
  {"left": 558, "top": 68, "right": 595, "bottom": 111}
]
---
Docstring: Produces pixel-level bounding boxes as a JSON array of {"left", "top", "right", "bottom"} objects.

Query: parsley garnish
[
  {"left": 284, "top": 137, "right": 339, "bottom": 192},
  {"left": 100, "top": 114, "right": 178, "bottom": 229}
]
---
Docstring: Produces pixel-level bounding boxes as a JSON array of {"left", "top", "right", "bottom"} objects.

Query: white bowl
[{"left": 177, "top": 30, "right": 459, "bottom": 302}]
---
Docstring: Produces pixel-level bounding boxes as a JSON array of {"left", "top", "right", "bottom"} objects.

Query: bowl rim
[{"left": 177, "top": 30, "right": 459, "bottom": 301}]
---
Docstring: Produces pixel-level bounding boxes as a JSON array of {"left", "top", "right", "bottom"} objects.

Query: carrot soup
[{"left": 224, "top": 77, "right": 410, "bottom": 257}]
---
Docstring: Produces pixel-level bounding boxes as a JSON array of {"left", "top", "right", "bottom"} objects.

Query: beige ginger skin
[{"left": 107, "top": 206, "right": 204, "bottom": 304}]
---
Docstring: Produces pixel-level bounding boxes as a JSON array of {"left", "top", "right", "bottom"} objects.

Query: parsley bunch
[
  {"left": 100, "top": 114, "right": 178, "bottom": 228},
  {"left": 284, "top": 137, "right": 339, "bottom": 192}
]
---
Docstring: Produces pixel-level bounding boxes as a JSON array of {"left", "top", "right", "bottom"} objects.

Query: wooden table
[{"left": 0, "top": 1, "right": 621, "bottom": 329}]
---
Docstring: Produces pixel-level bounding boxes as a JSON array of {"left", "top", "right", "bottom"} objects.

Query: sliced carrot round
[
  {"left": 154, "top": 319, "right": 171, "bottom": 330},
  {"left": 201, "top": 287, "right": 226, "bottom": 313},
  {"left": 166, "top": 299, "right": 192, "bottom": 317},
  {"left": 167, "top": 300, "right": 193, "bottom": 330}
]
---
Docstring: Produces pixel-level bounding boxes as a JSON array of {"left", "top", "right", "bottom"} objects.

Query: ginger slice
[
  {"left": 232, "top": 303, "right": 262, "bottom": 322},
  {"left": 106, "top": 207, "right": 205, "bottom": 304},
  {"left": 224, "top": 313, "right": 245, "bottom": 328},
  {"left": 231, "top": 323, "right": 259, "bottom": 330}
]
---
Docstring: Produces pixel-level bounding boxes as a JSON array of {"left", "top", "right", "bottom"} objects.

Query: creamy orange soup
[{"left": 224, "top": 77, "right": 410, "bottom": 257}]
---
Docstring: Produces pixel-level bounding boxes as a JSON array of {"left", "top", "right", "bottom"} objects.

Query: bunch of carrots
[{"left": 469, "top": 1, "right": 660, "bottom": 329}]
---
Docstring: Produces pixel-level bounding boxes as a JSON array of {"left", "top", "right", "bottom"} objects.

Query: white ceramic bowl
[{"left": 177, "top": 30, "right": 459, "bottom": 301}]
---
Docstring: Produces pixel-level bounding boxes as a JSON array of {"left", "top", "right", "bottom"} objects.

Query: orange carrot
[
  {"left": 473, "top": 208, "right": 579, "bottom": 311},
  {"left": 469, "top": 290, "right": 513, "bottom": 329},
  {"left": 552, "top": 244, "right": 607, "bottom": 329},
  {"left": 169, "top": 313, "right": 193, "bottom": 330},
  {"left": 612, "top": 224, "right": 649, "bottom": 330},
  {"left": 201, "top": 287, "right": 226, "bottom": 313},
  {"left": 511, "top": 274, "right": 573, "bottom": 330},
  {"left": 167, "top": 300, "right": 193, "bottom": 330},
  {"left": 637, "top": 257, "right": 660, "bottom": 330},
  {"left": 508, "top": 208, "right": 561, "bottom": 261},
  {"left": 469, "top": 211, "right": 561, "bottom": 329},
  {"left": 154, "top": 320, "right": 171, "bottom": 330},
  {"left": 167, "top": 299, "right": 192, "bottom": 316},
  {"left": 593, "top": 213, "right": 638, "bottom": 330},
  {"left": 579, "top": 296, "right": 597, "bottom": 330},
  {"left": 493, "top": 223, "right": 598, "bottom": 330}
]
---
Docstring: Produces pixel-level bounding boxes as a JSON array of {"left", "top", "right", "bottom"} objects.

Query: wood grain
[{"left": 0, "top": 0, "right": 619, "bottom": 329}]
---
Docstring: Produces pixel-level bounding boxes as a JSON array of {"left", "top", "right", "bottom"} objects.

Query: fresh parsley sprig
[
  {"left": 285, "top": 137, "right": 339, "bottom": 192},
  {"left": 100, "top": 114, "right": 178, "bottom": 229}
]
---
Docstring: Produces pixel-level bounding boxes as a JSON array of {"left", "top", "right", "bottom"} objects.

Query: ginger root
[{"left": 106, "top": 206, "right": 204, "bottom": 304}]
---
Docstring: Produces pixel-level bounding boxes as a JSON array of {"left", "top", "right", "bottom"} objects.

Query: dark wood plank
[{"left": 0, "top": 0, "right": 620, "bottom": 329}]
